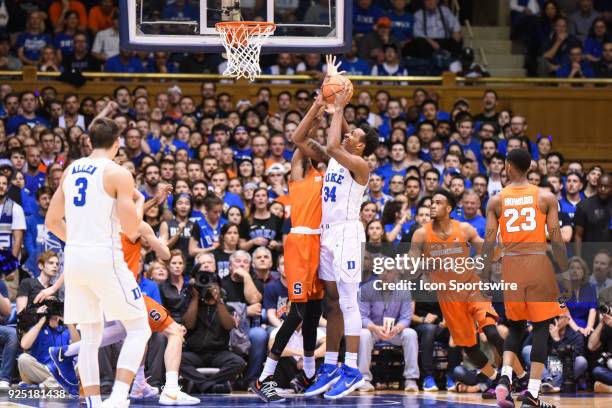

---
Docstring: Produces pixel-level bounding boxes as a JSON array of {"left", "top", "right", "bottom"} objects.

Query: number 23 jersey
[
  {"left": 63, "top": 157, "right": 122, "bottom": 249},
  {"left": 322, "top": 158, "right": 367, "bottom": 224},
  {"left": 498, "top": 184, "right": 547, "bottom": 254}
]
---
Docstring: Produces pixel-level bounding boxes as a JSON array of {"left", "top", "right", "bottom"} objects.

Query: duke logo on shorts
[
  {"left": 319, "top": 158, "right": 367, "bottom": 283},
  {"left": 62, "top": 157, "right": 147, "bottom": 324}
]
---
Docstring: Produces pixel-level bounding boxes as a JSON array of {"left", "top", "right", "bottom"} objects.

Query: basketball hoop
[{"left": 215, "top": 21, "right": 276, "bottom": 81}]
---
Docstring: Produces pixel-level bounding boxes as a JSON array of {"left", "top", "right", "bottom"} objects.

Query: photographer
[
  {"left": 221, "top": 250, "right": 265, "bottom": 384},
  {"left": 180, "top": 253, "right": 246, "bottom": 393},
  {"left": 17, "top": 300, "right": 78, "bottom": 388},
  {"left": 521, "top": 314, "right": 588, "bottom": 393},
  {"left": 16, "top": 251, "right": 59, "bottom": 314},
  {"left": 588, "top": 308, "right": 612, "bottom": 393}
]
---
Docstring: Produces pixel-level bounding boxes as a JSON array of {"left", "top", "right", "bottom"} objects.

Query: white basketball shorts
[
  {"left": 63, "top": 245, "right": 147, "bottom": 324},
  {"left": 319, "top": 221, "right": 365, "bottom": 283}
]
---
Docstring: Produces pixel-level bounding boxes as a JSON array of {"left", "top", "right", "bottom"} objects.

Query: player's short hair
[
  {"left": 506, "top": 148, "right": 532, "bottom": 173},
  {"left": 359, "top": 123, "right": 380, "bottom": 157},
  {"left": 89, "top": 117, "right": 119, "bottom": 149},
  {"left": 433, "top": 188, "right": 456, "bottom": 210}
]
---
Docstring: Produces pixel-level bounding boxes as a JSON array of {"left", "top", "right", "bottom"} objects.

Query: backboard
[{"left": 120, "top": 0, "right": 352, "bottom": 53}]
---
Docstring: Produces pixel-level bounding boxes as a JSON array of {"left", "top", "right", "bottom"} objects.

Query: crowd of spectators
[
  {"left": 0, "top": 1, "right": 609, "bottom": 78},
  {"left": 0, "top": 77, "right": 609, "bottom": 395},
  {"left": 510, "top": 0, "right": 611, "bottom": 77}
]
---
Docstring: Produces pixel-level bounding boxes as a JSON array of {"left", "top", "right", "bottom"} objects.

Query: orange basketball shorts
[
  {"left": 144, "top": 295, "right": 174, "bottom": 333},
  {"left": 284, "top": 233, "right": 324, "bottom": 302},
  {"left": 501, "top": 254, "right": 564, "bottom": 323},
  {"left": 439, "top": 290, "right": 498, "bottom": 347}
]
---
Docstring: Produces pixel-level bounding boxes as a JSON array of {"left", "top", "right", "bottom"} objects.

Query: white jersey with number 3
[
  {"left": 321, "top": 158, "right": 367, "bottom": 224},
  {"left": 63, "top": 157, "right": 122, "bottom": 249}
]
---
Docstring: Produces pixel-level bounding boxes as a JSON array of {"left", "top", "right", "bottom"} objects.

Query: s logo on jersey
[
  {"left": 149, "top": 309, "right": 162, "bottom": 321},
  {"left": 293, "top": 282, "right": 302, "bottom": 296}
]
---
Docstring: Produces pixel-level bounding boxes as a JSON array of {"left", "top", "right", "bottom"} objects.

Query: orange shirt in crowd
[
  {"left": 88, "top": 5, "right": 116, "bottom": 33},
  {"left": 49, "top": 0, "right": 88, "bottom": 29}
]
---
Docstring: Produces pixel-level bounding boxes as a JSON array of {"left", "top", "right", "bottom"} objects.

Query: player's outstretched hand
[
  {"left": 325, "top": 55, "right": 346, "bottom": 79},
  {"left": 332, "top": 87, "right": 350, "bottom": 112}
]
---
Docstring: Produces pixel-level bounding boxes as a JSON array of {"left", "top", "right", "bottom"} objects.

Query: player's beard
[{"left": 194, "top": 195, "right": 205, "bottom": 206}]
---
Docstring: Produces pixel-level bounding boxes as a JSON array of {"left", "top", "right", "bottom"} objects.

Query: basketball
[{"left": 322, "top": 75, "right": 353, "bottom": 104}]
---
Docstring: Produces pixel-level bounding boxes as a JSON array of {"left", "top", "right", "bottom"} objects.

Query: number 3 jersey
[
  {"left": 63, "top": 157, "right": 122, "bottom": 250},
  {"left": 322, "top": 158, "right": 367, "bottom": 225},
  {"left": 498, "top": 183, "right": 547, "bottom": 254}
]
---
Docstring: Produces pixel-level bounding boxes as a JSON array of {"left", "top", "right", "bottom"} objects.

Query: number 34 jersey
[
  {"left": 63, "top": 157, "right": 122, "bottom": 250},
  {"left": 498, "top": 184, "right": 547, "bottom": 254},
  {"left": 322, "top": 158, "right": 368, "bottom": 225}
]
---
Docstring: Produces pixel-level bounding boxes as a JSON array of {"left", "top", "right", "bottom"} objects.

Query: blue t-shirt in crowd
[
  {"left": 53, "top": 33, "right": 74, "bottom": 58},
  {"left": 147, "top": 135, "right": 189, "bottom": 155},
  {"left": 29, "top": 325, "right": 71, "bottom": 365},
  {"left": 16, "top": 32, "right": 51, "bottom": 62},
  {"left": 375, "top": 164, "right": 407, "bottom": 194},
  {"left": 384, "top": 221, "right": 414, "bottom": 243},
  {"left": 584, "top": 37, "right": 604, "bottom": 59},
  {"left": 389, "top": 11, "right": 414, "bottom": 42},
  {"left": 353, "top": 4, "right": 386, "bottom": 34},
  {"left": 162, "top": 2, "right": 199, "bottom": 21},
  {"left": 556, "top": 61, "right": 594, "bottom": 78},
  {"left": 139, "top": 278, "right": 162, "bottom": 303},
  {"left": 104, "top": 55, "right": 145, "bottom": 73},
  {"left": 7, "top": 115, "right": 50, "bottom": 135},
  {"left": 231, "top": 147, "right": 253, "bottom": 161},
  {"left": 222, "top": 192, "right": 244, "bottom": 212},
  {"left": 339, "top": 58, "right": 371, "bottom": 76},
  {"left": 559, "top": 195, "right": 583, "bottom": 222},
  {"left": 566, "top": 283, "right": 597, "bottom": 328},
  {"left": 196, "top": 217, "right": 227, "bottom": 248},
  {"left": 462, "top": 214, "right": 486, "bottom": 238},
  {"left": 263, "top": 279, "right": 288, "bottom": 319}
]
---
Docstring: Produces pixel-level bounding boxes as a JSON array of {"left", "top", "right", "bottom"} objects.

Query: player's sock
[
  {"left": 344, "top": 352, "right": 358, "bottom": 369},
  {"left": 258, "top": 358, "right": 278, "bottom": 382},
  {"left": 135, "top": 365, "right": 146, "bottom": 385},
  {"left": 324, "top": 351, "right": 338, "bottom": 366},
  {"left": 164, "top": 371, "right": 179, "bottom": 391},
  {"left": 109, "top": 380, "right": 130, "bottom": 401},
  {"left": 86, "top": 395, "right": 102, "bottom": 408},
  {"left": 488, "top": 369, "right": 498, "bottom": 381},
  {"left": 517, "top": 371, "right": 527, "bottom": 379},
  {"left": 303, "top": 356, "right": 315, "bottom": 378},
  {"left": 527, "top": 379, "right": 541, "bottom": 398},
  {"left": 501, "top": 366, "right": 513, "bottom": 380}
]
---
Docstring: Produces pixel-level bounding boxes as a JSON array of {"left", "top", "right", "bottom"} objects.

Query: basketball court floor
[{"left": 1, "top": 391, "right": 610, "bottom": 408}]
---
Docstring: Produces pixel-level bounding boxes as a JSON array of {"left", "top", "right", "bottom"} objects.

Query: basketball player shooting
[
  {"left": 250, "top": 94, "right": 326, "bottom": 403},
  {"left": 45, "top": 117, "right": 152, "bottom": 408},
  {"left": 483, "top": 148, "right": 569, "bottom": 408},
  {"left": 300, "top": 55, "right": 379, "bottom": 400}
]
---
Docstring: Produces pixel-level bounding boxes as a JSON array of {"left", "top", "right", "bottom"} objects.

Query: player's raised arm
[
  {"left": 542, "top": 189, "right": 568, "bottom": 273},
  {"left": 293, "top": 93, "right": 330, "bottom": 164},
  {"left": 111, "top": 165, "right": 142, "bottom": 238},
  {"left": 45, "top": 170, "right": 68, "bottom": 242},
  {"left": 326, "top": 90, "right": 370, "bottom": 185},
  {"left": 482, "top": 194, "right": 501, "bottom": 282}
]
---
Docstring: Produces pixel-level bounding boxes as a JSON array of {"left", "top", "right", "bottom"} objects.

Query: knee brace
[
  {"left": 530, "top": 318, "right": 554, "bottom": 365},
  {"left": 116, "top": 317, "right": 151, "bottom": 372},
  {"left": 504, "top": 319, "right": 527, "bottom": 355},
  {"left": 270, "top": 302, "right": 307, "bottom": 357},
  {"left": 338, "top": 281, "right": 361, "bottom": 336},
  {"left": 482, "top": 324, "right": 504, "bottom": 356},
  {"left": 463, "top": 345, "right": 490, "bottom": 370},
  {"left": 78, "top": 321, "right": 105, "bottom": 387}
]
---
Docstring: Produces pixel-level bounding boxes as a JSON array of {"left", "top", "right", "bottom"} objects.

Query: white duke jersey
[
  {"left": 322, "top": 158, "right": 367, "bottom": 224},
  {"left": 63, "top": 157, "right": 122, "bottom": 250}
]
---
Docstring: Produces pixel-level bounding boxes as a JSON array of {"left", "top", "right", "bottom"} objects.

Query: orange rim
[{"left": 215, "top": 21, "right": 276, "bottom": 33}]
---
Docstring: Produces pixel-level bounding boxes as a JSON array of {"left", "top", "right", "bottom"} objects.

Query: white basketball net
[{"left": 216, "top": 22, "right": 276, "bottom": 81}]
